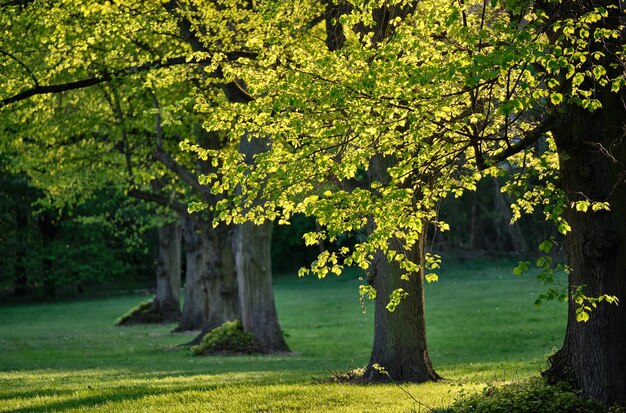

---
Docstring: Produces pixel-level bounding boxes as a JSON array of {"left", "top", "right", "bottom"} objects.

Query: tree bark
[
  {"left": 234, "top": 134, "right": 289, "bottom": 352},
  {"left": 189, "top": 224, "right": 240, "bottom": 343},
  {"left": 235, "top": 220, "right": 289, "bottom": 352},
  {"left": 538, "top": 1, "right": 626, "bottom": 405},
  {"left": 354, "top": 2, "right": 438, "bottom": 381},
  {"left": 544, "top": 83, "right": 626, "bottom": 404},
  {"left": 177, "top": 215, "right": 240, "bottom": 333},
  {"left": 362, "top": 151, "right": 439, "bottom": 382},
  {"left": 151, "top": 221, "right": 182, "bottom": 323},
  {"left": 177, "top": 215, "right": 209, "bottom": 331},
  {"left": 364, "top": 234, "right": 440, "bottom": 382}
]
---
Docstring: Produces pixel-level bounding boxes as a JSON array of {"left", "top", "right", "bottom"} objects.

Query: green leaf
[
  {"left": 513, "top": 261, "right": 530, "bottom": 276},
  {"left": 550, "top": 93, "right": 564, "bottom": 105},
  {"left": 539, "top": 239, "right": 553, "bottom": 254},
  {"left": 576, "top": 309, "right": 590, "bottom": 323},
  {"left": 425, "top": 273, "right": 438, "bottom": 283}
]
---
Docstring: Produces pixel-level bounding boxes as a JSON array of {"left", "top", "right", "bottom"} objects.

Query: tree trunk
[
  {"left": 178, "top": 216, "right": 240, "bottom": 334},
  {"left": 177, "top": 215, "right": 209, "bottom": 331},
  {"left": 151, "top": 221, "right": 182, "bottom": 323},
  {"left": 544, "top": 69, "right": 626, "bottom": 404},
  {"left": 362, "top": 151, "right": 439, "bottom": 382},
  {"left": 189, "top": 224, "right": 240, "bottom": 343},
  {"left": 234, "top": 220, "right": 289, "bottom": 352},
  {"left": 235, "top": 132, "right": 289, "bottom": 352},
  {"left": 364, "top": 234, "right": 440, "bottom": 382}
]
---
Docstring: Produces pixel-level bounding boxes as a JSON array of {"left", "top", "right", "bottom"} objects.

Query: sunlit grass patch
[{"left": 0, "top": 261, "right": 565, "bottom": 412}]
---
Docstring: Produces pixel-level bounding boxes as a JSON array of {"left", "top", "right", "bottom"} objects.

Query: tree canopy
[
  {"left": 188, "top": 1, "right": 621, "bottom": 284},
  {"left": 1, "top": 0, "right": 625, "bottom": 404}
]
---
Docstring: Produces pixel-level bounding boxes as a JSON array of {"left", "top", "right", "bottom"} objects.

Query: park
[{"left": 1, "top": 0, "right": 625, "bottom": 411}]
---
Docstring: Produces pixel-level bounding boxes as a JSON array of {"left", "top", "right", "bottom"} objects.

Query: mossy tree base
[
  {"left": 191, "top": 320, "right": 265, "bottom": 355},
  {"left": 115, "top": 298, "right": 180, "bottom": 326}
]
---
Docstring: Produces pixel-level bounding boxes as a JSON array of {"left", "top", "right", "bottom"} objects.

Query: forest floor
[{"left": 0, "top": 260, "right": 565, "bottom": 412}]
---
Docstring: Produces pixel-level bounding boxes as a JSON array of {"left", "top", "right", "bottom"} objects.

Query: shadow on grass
[
  {"left": 0, "top": 389, "right": 73, "bottom": 402},
  {"left": 5, "top": 383, "right": 222, "bottom": 413}
]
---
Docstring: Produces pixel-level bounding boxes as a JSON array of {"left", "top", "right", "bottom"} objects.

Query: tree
[
  {"left": 152, "top": 221, "right": 183, "bottom": 323},
  {"left": 198, "top": 0, "right": 472, "bottom": 382},
  {"left": 197, "top": 0, "right": 625, "bottom": 402},
  {"left": 0, "top": 164, "right": 152, "bottom": 297},
  {"left": 0, "top": 163, "right": 36, "bottom": 295},
  {"left": 234, "top": 135, "right": 290, "bottom": 351},
  {"left": 537, "top": 1, "right": 626, "bottom": 404},
  {"left": 3, "top": 0, "right": 625, "bottom": 401},
  {"left": 0, "top": 0, "right": 289, "bottom": 350}
]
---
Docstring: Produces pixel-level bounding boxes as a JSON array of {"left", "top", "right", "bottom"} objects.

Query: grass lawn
[{"left": 0, "top": 261, "right": 565, "bottom": 412}]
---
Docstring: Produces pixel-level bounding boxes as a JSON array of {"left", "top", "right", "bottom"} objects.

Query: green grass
[{"left": 0, "top": 261, "right": 566, "bottom": 412}]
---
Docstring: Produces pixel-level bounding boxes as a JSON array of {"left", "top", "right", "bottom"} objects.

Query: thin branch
[
  {"left": 0, "top": 49, "right": 39, "bottom": 87},
  {"left": 111, "top": 87, "right": 134, "bottom": 179},
  {"left": 0, "top": 0, "right": 34, "bottom": 8},
  {"left": 152, "top": 147, "right": 204, "bottom": 197},
  {"left": 149, "top": 91, "right": 213, "bottom": 200},
  {"left": 148, "top": 90, "right": 165, "bottom": 150}
]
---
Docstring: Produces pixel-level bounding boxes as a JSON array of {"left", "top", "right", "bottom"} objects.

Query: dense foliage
[
  {"left": 0, "top": 166, "right": 154, "bottom": 296},
  {"left": 1, "top": 0, "right": 625, "bottom": 404},
  {"left": 3, "top": 0, "right": 622, "bottom": 301}
]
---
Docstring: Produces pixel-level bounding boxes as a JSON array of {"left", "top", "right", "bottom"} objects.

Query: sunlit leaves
[
  {"left": 572, "top": 286, "right": 620, "bottom": 323},
  {"left": 3, "top": 0, "right": 625, "bottom": 310},
  {"left": 386, "top": 288, "right": 408, "bottom": 312}
]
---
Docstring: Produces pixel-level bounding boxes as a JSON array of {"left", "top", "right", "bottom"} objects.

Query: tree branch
[
  {"left": 0, "top": 51, "right": 256, "bottom": 108},
  {"left": 162, "top": 1, "right": 255, "bottom": 104},
  {"left": 127, "top": 188, "right": 189, "bottom": 216},
  {"left": 149, "top": 90, "right": 213, "bottom": 200},
  {"left": 0, "top": 49, "right": 39, "bottom": 87},
  {"left": 479, "top": 118, "right": 554, "bottom": 170},
  {"left": 0, "top": 0, "right": 34, "bottom": 8},
  {"left": 153, "top": 147, "right": 213, "bottom": 200}
]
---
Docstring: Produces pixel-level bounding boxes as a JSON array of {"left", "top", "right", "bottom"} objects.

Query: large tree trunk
[
  {"left": 353, "top": 1, "right": 436, "bottom": 382},
  {"left": 116, "top": 221, "right": 183, "bottom": 326},
  {"left": 544, "top": 85, "right": 626, "bottom": 404},
  {"left": 364, "top": 234, "right": 440, "bottom": 382},
  {"left": 178, "top": 216, "right": 240, "bottom": 333},
  {"left": 177, "top": 215, "right": 209, "bottom": 331},
  {"left": 151, "top": 221, "right": 182, "bottom": 323},
  {"left": 362, "top": 151, "right": 439, "bottom": 382},
  {"left": 189, "top": 224, "right": 240, "bottom": 343},
  {"left": 235, "top": 133, "right": 289, "bottom": 352},
  {"left": 235, "top": 220, "right": 289, "bottom": 352},
  {"left": 205, "top": 224, "right": 239, "bottom": 330}
]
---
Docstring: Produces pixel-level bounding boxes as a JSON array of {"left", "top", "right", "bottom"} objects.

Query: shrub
[
  {"left": 191, "top": 320, "right": 265, "bottom": 355},
  {"left": 440, "top": 378, "right": 606, "bottom": 413}
]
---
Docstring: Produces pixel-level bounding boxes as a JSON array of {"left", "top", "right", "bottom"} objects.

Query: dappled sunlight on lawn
[
  {"left": 1, "top": 367, "right": 479, "bottom": 413},
  {"left": 0, "top": 262, "right": 565, "bottom": 412}
]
